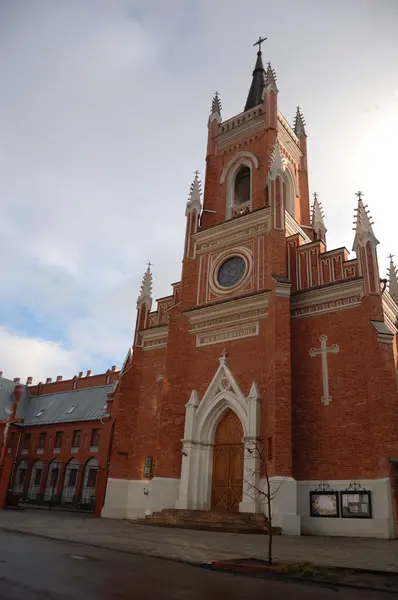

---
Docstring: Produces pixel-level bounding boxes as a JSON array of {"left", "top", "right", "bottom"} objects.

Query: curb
[
  {"left": 203, "top": 560, "right": 398, "bottom": 594},
  {"left": 1, "top": 527, "right": 398, "bottom": 594}
]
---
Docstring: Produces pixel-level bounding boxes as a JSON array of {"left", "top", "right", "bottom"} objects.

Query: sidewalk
[{"left": 0, "top": 509, "right": 397, "bottom": 572}]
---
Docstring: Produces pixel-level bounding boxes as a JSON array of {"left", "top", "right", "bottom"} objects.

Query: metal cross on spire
[
  {"left": 355, "top": 191, "right": 363, "bottom": 200},
  {"left": 253, "top": 36, "right": 267, "bottom": 52},
  {"left": 313, "top": 192, "right": 318, "bottom": 201},
  {"left": 388, "top": 253, "right": 395, "bottom": 261},
  {"left": 146, "top": 261, "right": 152, "bottom": 270},
  {"left": 194, "top": 170, "right": 200, "bottom": 178}
]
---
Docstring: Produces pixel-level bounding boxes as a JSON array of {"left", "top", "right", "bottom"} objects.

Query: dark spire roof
[{"left": 244, "top": 50, "right": 266, "bottom": 112}]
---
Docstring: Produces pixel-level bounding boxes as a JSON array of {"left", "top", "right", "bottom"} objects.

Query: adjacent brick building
[
  {"left": 101, "top": 44, "right": 398, "bottom": 538},
  {"left": 0, "top": 369, "right": 118, "bottom": 515}
]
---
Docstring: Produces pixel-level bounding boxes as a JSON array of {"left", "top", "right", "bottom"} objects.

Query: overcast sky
[{"left": 0, "top": 0, "right": 397, "bottom": 382}]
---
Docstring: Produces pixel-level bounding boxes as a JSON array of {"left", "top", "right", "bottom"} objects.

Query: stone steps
[{"left": 136, "top": 509, "right": 282, "bottom": 535}]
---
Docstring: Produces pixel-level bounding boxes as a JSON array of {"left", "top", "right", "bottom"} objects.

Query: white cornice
[
  {"left": 285, "top": 212, "right": 312, "bottom": 243},
  {"left": 382, "top": 291, "right": 398, "bottom": 333},
  {"left": 140, "top": 325, "right": 168, "bottom": 351},
  {"left": 185, "top": 292, "right": 270, "bottom": 332},
  {"left": 193, "top": 208, "right": 271, "bottom": 253},
  {"left": 291, "top": 279, "right": 364, "bottom": 318}
]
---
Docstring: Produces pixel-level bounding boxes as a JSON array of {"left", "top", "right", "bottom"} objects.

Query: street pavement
[
  {"left": 0, "top": 531, "right": 394, "bottom": 600},
  {"left": 0, "top": 509, "right": 397, "bottom": 572}
]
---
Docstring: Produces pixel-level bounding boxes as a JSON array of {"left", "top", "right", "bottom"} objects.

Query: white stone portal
[
  {"left": 309, "top": 334, "right": 339, "bottom": 405},
  {"left": 175, "top": 350, "right": 261, "bottom": 513}
]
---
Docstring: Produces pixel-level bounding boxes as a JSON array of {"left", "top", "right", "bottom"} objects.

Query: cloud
[{"left": 0, "top": 326, "right": 84, "bottom": 382}]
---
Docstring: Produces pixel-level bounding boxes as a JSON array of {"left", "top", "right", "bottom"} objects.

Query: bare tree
[{"left": 244, "top": 439, "right": 285, "bottom": 565}]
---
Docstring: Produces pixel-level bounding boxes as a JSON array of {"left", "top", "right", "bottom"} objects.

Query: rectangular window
[
  {"left": 34, "top": 468, "right": 42, "bottom": 486},
  {"left": 54, "top": 431, "right": 63, "bottom": 449},
  {"left": 68, "top": 469, "right": 78, "bottom": 487},
  {"left": 38, "top": 433, "right": 46, "bottom": 449},
  {"left": 50, "top": 468, "right": 59, "bottom": 487},
  {"left": 87, "top": 468, "right": 97, "bottom": 488},
  {"left": 17, "top": 468, "right": 26, "bottom": 486},
  {"left": 72, "top": 430, "right": 81, "bottom": 448},
  {"left": 90, "top": 429, "right": 100, "bottom": 448},
  {"left": 143, "top": 456, "right": 154, "bottom": 478},
  {"left": 23, "top": 433, "right": 31, "bottom": 450}
]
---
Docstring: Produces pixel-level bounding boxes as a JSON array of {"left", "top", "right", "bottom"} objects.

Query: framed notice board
[{"left": 340, "top": 490, "right": 372, "bottom": 518}]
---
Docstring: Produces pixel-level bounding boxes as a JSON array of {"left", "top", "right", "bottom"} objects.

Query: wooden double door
[{"left": 211, "top": 410, "right": 244, "bottom": 513}]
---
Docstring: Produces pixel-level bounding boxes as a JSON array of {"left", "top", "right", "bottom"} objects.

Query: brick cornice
[{"left": 285, "top": 211, "right": 311, "bottom": 243}]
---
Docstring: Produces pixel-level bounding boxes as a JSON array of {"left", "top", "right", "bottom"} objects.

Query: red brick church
[{"left": 101, "top": 41, "right": 398, "bottom": 538}]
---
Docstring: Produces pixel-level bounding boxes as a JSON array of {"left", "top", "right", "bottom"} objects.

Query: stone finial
[
  {"left": 311, "top": 192, "right": 326, "bottom": 235},
  {"left": 185, "top": 170, "right": 202, "bottom": 215},
  {"left": 219, "top": 348, "right": 228, "bottom": 365},
  {"left": 265, "top": 62, "right": 278, "bottom": 93},
  {"left": 352, "top": 191, "right": 379, "bottom": 250},
  {"left": 294, "top": 106, "right": 306, "bottom": 138},
  {"left": 387, "top": 255, "right": 398, "bottom": 303},
  {"left": 137, "top": 264, "right": 153, "bottom": 310}
]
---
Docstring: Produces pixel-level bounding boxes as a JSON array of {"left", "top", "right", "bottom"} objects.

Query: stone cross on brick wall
[{"left": 309, "top": 335, "right": 340, "bottom": 406}]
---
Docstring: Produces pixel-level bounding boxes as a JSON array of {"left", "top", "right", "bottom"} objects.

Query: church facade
[{"left": 102, "top": 45, "right": 398, "bottom": 538}]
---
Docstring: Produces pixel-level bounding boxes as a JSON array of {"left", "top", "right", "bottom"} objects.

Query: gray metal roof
[
  {"left": 0, "top": 377, "right": 30, "bottom": 421},
  {"left": 0, "top": 377, "right": 112, "bottom": 426}
]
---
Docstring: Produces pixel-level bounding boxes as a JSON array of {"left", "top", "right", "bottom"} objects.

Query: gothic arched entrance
[{"left": 211, "top": 409, "right": 244, "bottom": 512}]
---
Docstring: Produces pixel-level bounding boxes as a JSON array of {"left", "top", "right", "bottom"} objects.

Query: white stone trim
[
  {"left": 185, "top": 292, "right": 270, "bottom": 332},
  {"left": 196, "top": 322, "right": 259, "bottom": 347},
  {"left": 370, "top": 320, "right": 394, "bottom": 345},
  {"left": 383, "top": 291, "right": 398, "bottom": 334},
  {"left": 220, "top": 151, "right": 259, "bottom": 184},
  {"left": 193, "top": 208, "right": 270, "bottom": 254},
  {"left": 140, "top": 326, "right": 168, "bottom": 351},
  {"left": 208, "top": 247, "right": 253, "bottom": 297},
  {"left": 274, "top": 281, "right": 291, "bottom": 298},
  {"left": 285, "top": 211, "right": 312, "bottom": 243},
  {"left": 291, "top": 279, "right": 364, "bottom": 319},
  {"left": 176, "top": 353, "right": 261, "bottom": 512}
]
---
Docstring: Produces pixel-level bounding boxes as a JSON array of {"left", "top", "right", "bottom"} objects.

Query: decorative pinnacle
[
  {"left": 268, "top": 138, "right": 284, "bottom": 173},
  {"left": 294, "top": 106, "right": 306, "bottom": 138},
  {"left": 387, "top": 254, "right": 398, "bottom": 302},
  {"left": 211, "top": 91, "right": 222, "bottom": 116},
  {"left": 311, "top": 192, "right": 326, "bottom": 232},
  {"left": 352, "top": 191, "right": 379, "bottom": 250},
  {"left": 219, "top": 348, "right": 228, "bottom": 365},
  {"left": 265, "top": 62, "right": 278, "bottom": 92},
  {"left": 186, "top": 170, "right": 202, "bottom": 215},
  {"left": 137, "top": 264, "right": 153, "bottom": 309}
]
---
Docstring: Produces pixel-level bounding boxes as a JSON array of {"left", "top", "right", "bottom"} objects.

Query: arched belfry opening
[{"left": 234, "top": 166, "right": 251, "bottom": 206}]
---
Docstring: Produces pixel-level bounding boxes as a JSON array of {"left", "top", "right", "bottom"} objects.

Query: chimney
[
  {"left": 26, "top": 376, "right": 33, "bottom": 385},
  {"left": 56, "top": 375, "right": 63, "bottom": 382},
  {"left": 87, "top": 369, "right": 94, "bottom": 377},
  {"left": 46, "top": 378, "right": 52, "bottom": 384},
  {"left": 111, "top": 365, "right": 119, "bottom": 372},
  {"left": 0, "top": 371, "right": 3, "bottom": 378},
  {"left": 13, "top": 377, "right": 20, "bottom": 383},
  {"left": 78, "top": 371, "right": 84, "bottom": 378}
]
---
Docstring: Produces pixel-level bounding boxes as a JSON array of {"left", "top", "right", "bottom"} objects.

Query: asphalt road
[{"left": 0, "top": 531, "right": 393, "bottom": 599}]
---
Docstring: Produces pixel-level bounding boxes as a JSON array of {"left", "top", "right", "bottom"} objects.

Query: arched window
[
  {"left": 62, "top": 458, "right": 80, "bottom": 504},
  {"left": 234, "top": 166, "right": 251, "bottom": 205}
]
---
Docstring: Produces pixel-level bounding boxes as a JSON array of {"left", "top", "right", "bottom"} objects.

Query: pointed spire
[
  {"left": 244, "top": 50, "right": 266, "bottom": 112},
  {"left": 311, "top": 192, "right": 326, "bottom": 234},
  {"left": 137, "top": 264, "right": 152, "bottom": 309},
  {"left": 210, "top": 91, "right": 221, "bottom": 117},
  {"left": 265, "top": 62, "right": 278, "bottom": 93},
  {"left": 352, "top": 191, "right": 379, "bottom": 250},
  {"left": 294, "top": 106, "right": 306, "bottom": 138},
  {"left": 185, "top": 171, "right": 202, "bottom": 215},
  {"left": 387, "top": 255, "right": 398, "bottom": 302}
]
